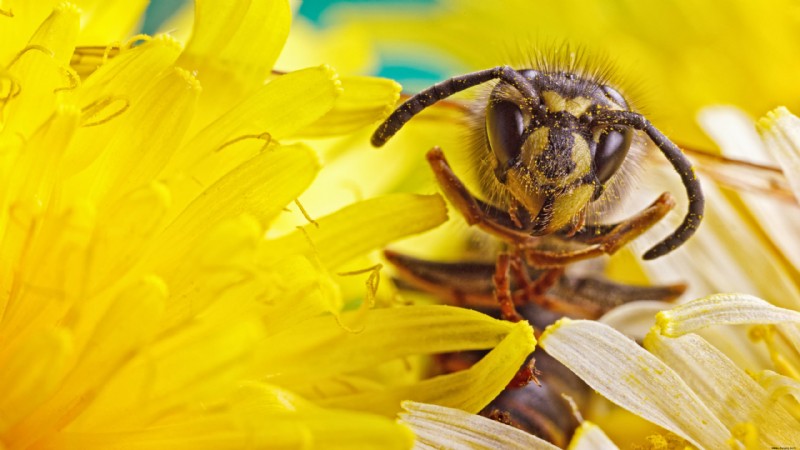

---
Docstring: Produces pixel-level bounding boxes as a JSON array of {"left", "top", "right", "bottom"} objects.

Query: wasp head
[{"left": 486, "top": 70, "right": 633, "bottom": 235}]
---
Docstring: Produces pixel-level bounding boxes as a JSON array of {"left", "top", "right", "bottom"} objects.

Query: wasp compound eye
[
  {"left": 601, "top": 84, "right": 629, "bottom": 109},
  {"left": 595, "top": 126, "right": 633, "bottom": 184},
  {"left": 486, "top": 99, "right": 525, "bottom": 174}
]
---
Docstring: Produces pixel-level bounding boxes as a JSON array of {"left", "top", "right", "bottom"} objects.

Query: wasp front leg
[
  {"left": 426, "top": 147, "right": 541, "bottom": 245},
  {"left": 523, "top": 193, "right": 676, "bottom": 268}
]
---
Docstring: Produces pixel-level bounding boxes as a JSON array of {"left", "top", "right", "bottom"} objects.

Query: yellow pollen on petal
[
  {"left": 730, "top": 422, "right": 760, "bottom": 450},
  {"left": 748, "top": 325, "right": 800, "bottom": 380}
]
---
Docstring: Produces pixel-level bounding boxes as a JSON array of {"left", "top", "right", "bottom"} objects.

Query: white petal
[
  {"left": 645, "top": 331, "right": 800, "bottom": 446},
  {"left": 698, "top": 106, "right": 771, "bottom": 164},
  {"left": 656, "top": 293, "right": 800, "bottom": 337},
  {"left": 399, "top": 401, "right": 560, "bottom": 450},
  {"left": 540, "top": 319, "right": 730, "bottom": 450}
]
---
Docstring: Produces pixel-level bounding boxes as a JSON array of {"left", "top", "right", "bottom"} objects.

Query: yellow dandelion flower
[{"left": 0, "top": 0, "right": 540, "bottom": 448}]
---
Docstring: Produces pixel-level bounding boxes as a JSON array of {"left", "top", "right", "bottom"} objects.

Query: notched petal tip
[
  {"left": 150, "top": 32, "right": 184, "bottom": 52},
  {"left": 539, "top": 317, "right": 573, "bottom": 345},
  {"left": 55, "top": 2, "right": 82, "bottom": 17},
  {"left": 173, "top": 67, "right": 203, "bottom": 93},
  {"left": 757, "top": 106, "right": 800, "bottom": 201},
  {"left": 655, "top": 293, "right": 800, "bottom": 337},
  {"left": 319, "top": 63, "right": 344, "bottom": 97}
]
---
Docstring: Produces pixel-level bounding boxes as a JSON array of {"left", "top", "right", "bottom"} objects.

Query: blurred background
[{"left": 142, "top": 0, "right": 800, "bottom": 151}]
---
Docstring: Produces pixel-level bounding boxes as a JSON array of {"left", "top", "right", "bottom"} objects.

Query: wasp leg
[
  {"left": 507, "top": 257, "right": 591, "bottom": 318},
  {"left": 494, "top": 253, "right": 524, "bottom": 322},
  {"left": 383, "top": 249, "right": 500, "bottom": 307},
  {"left": 523, "top": 192, "right": 676, "bottom": 268},
  {"left": 385, "top": 249, "right": 573, "bottom": 319},
  {"left": 384, "top": 250, "right": 685, "bottom": 320},
  {"left": 510, "top": 256, "right": 563, "bottom": 297},
  {"left": 426, "top": 147, "right": 541, "bottom": 244}
]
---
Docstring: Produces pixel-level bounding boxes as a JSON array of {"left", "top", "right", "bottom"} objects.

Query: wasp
[
  {"left": 372, "top": 63, "right": 703, "bottom": 319},
  {"left": 371, "top": 62, "right": 706, "bottom": 445}
]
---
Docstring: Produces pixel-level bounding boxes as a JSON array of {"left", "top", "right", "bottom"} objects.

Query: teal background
[
  {"left": 141, "top": 0, "right": 435, "bottom": 32},
  {"left": 140, "top": 0, "right": 442, "bottom": 86}
]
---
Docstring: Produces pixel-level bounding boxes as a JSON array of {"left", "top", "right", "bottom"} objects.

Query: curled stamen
[
  {"left": 338, "top": 264, "right": 384, "bottom": 310},
  {"left": 293, "top": 199, "right": 319, "bottom": 228},
  {"left": 102, "top": 42, "right": 123, "bottom": 65},
  {"left": 335, "top": 264, "right": 384, "bottom": 333},
  {"left": 9, "top": 45, "right": 82, "bottom": 94},
  {"left": 214, "top": 132, "right": 272, "bottom": 153},
  {"left": 54, "top": 65, "right": 80, "bottom": 93},
  {"left": 0, "top": 75, "right": 21, "bottom": 118},
  {"left": 0, "top": 75, "right": 21, "bottom": 100},
  {"left": 124, "top": 34, "right": 153, "bottom": 49},
  {"left": 81, "top": 96, "right": 130, "bottom": 127},
  {"left": 7, "top": 45, "right": 55, "bottom": 69}
]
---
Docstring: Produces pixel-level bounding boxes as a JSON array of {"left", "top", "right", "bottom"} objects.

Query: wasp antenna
[
  {"left": 371, "top": 66, "right": 537, "bottom": 147},
  {"left": 594, "top": 110, "right": 704, "bottom": 259}
]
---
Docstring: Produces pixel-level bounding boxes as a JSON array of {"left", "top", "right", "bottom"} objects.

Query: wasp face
[
  {"left": 373, "top": 65, "right": 702, "bottom": 259},
  {"left": 486, "top": 70, "right": 634, "bottom": 234}
]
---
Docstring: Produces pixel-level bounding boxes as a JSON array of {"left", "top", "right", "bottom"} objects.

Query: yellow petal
[
  {"left": 655, "top": 293, "right": 800, "bottom": 337},
  {"left": 72, "top": 275, "right": 166, "bottom": 368},
  {"left": 0, "top": 329, "right": 72, "bottom": 433},
  {"left": 3, "top": 3, "right": 79, "bottom": 135},
  {"left": 399, "top": 401, "right": 560, "bottom": 450},
  {"left": 258, "top": 305, "right": 516, "bottom": 384},
  {"left": 72, "top": 318, "right": 265, "bottom": 432},
  {"left": 68, "top": 67, "right": 200, "bottom": 208},
  {"left": 7, "top": 276, "right": 166, "bottom": 448},
  {"left": 66, "top": 35, "right": 183, "bottom": 175},
  {"left": 26, "top": 2, "right": 79, "bottom": 64},
  {"left": 276, "top": 18, "right": 377, "bottom": 74},
  {"left": 645, "top": 330, "right": 800, "bottom": 446},
  {"left": 87, "top": 182, "right": 172, "bottom": 291},
  {"left": 568, "top": 422, "right": 620, "bottom": 450},
  {"left": 44, "top": 382, "right": 415, "bottom": 450},
  {"left": 319, "top": 319, "right": 535, "bottom": 416},
  {"left": 296, "top": 75, "right": 401, "bottom": 137},
  {"left": 261, "top": 193, "right": 447, "bottom": 271},
  {"left": 540, "top": 319, "right": 730, "bottom": 449},
  {"left": 230, "top": 383, "right": 415, "bottom": 449},
  {"left": 0, "top": 107, "right": 80, "bottom": 337},
  {"left": 5, "top": 104, "right": 79, "bottom": 218},
  {"left": 76, "top": 0, "right": 149, "bottom": 43},
  {"left": 151, "top": 143, "right": 320, "bottom": 270},
  {"left": 168, "top": 65, "right": 340, "bottom": 184},
  {"left": 180, "top": 0, "right": 291, "bottom": 89}
]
